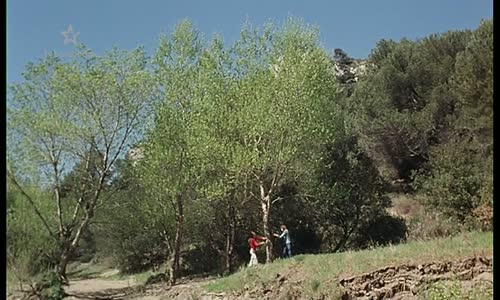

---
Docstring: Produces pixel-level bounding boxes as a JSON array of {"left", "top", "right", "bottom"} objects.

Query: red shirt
[{"left": 248, "top": 236, "right": 265, "bottom": 250}]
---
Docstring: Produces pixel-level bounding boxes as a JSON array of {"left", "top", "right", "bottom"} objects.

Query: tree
[
  {"left": 136, "top": 20, "right": 208, "bottom": 285},
  {"left": 412, "top": 19, "right": 493, "bottom": 223},
  {"left": 350, "top": 30, "right": 472, "bottom": 182},
  {"left": 311, "top": 129, "right": 399, "bottom": 252},
  {"left": 229, "top": 19, "right": 338, "bottom": 262},
  {"left": 7, "top": 45, "right": 154, "bottom": 283}
]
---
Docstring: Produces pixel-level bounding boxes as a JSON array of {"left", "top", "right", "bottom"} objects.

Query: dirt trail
[
  {"left": 65, "top": 277, "right": 141, "bottom": 299},
  {"left": 64, "top": 274, "right": 220, "bottom": 300}
]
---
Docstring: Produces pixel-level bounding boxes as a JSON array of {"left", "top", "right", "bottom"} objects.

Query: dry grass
[{"left": 388, "top": 192, "right": 424, "bottom": 219}]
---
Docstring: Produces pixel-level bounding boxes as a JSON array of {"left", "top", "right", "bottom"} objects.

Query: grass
[
  {"left": 388, "top": 192, "right": 424, "bottom": 218},
  {"left": 7, "top": 269, "right": 25, "bottom": 296},
  {"left": 204, "top": 231, "right": 492, "bottom": 296},
  {"left": 421, "top": 280, "right": 493, "bottom": 300}
]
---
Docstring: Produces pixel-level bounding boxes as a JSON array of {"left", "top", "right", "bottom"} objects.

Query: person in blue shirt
[{"left": 274, "top": 224, "right": 292, "bottom": 258}]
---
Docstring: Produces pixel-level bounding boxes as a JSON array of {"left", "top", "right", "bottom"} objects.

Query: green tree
[
  {"left": 311, "top": 130, "right": 399, "bottom": 252},
  {"left": 413, "top": 19, "right": 493, "bottom": 223},
  {"left": 7, "top": 45, "right": 154, "bottom": 282},
  {"left": 137, "top": 20, "right": 208, "bottom": 285},
  {"left": 350, "top": 29, "right": 472, "bottom": 182},
  {"left": 228, "top": 19, "right": 338, "bottom": 262}
]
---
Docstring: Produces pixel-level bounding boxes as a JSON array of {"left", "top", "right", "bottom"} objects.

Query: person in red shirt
[{"left": 248, "top": 231, "right": 267, "bottom": 266}]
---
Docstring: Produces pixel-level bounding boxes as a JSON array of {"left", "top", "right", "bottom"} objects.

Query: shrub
[
  {"left": 112, "top": 230, "right": 168, "bottom": 274},
  {"left": 471, "top": 204, "right": 493, "bottom": 231},
  {"left": 25, "top": 271, "right": 67, "bottom": 300},
  {"left": 412, "top": 140, "right": 488, "bottom": 223},
  {"left": 421, "top": 280, "right": 492, "bottom": 300},
  {"left": 180, "top": 245, "right": 220, "bottom": 276},
  {"left": 350, "top": 214, "right": 407, "bottom": 249},
  {"left": 144, "top": 273, "right": 169, "bottom": 285}
]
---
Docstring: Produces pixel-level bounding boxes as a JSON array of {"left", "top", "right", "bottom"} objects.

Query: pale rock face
[
  {"left": 333, "top": 59, "right": 370, "bottom": 82},
  {"left": 127, "top": 147, "right": 144, "bottom": 162}
]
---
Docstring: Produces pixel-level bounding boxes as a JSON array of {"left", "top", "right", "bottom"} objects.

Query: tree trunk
[
  {"left": 169, "top": 195, "right": 184, "bottom": 286},
  {"left": 55, "top": 180, "right": 104, "bottom": 282},
  {"left": 224, "top": 204, "right": 235, "bottom": 273},
  {"left": 261, "top": 196, "right": 273, "bottom": 263},
  {"left": 56, "top": 249, "right": 71, "bottom": 284}
]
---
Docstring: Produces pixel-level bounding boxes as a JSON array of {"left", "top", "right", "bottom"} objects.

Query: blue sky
[{"left": 7, "top": 0, "right": 492, "bottom": 84}]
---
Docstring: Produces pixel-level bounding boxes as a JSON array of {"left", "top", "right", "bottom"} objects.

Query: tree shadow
[{"left": 65, "top": 286, "right": 143, "bottom": 299}]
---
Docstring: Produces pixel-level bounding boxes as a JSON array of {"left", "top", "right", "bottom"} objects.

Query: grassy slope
[{"left": 204, "top": 231, "right": 493, "bottom": 296}]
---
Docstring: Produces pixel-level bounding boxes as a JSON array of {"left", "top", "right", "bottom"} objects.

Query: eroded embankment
[{"left": 339, "top": 256, "right": 492, "bottom": 300}]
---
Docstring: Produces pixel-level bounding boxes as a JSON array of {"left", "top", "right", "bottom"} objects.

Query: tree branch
[{"left": 7, "top": 170, "right": 59, "bottom": 242}]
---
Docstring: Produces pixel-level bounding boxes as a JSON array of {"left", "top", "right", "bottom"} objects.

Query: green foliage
[
  {"left": 6, "top": 16, "right": 493, "bottom": 286},
  {"left": 144, "top": 273, "right": 169, "bottom": 285},
  {"left": 311, "top": 131, "right": 400, "bottom": 252},
  {"left": 350, "top": 29, "right": 472, "bottom": 181},
  {"left": 420, "top": 280, "right": 493, "bottom": 300},
  {"left": 348, "top": 19, "right": 492, "bottom": 229},
  {"left": 180, "top": 246, "right": 221, "bottom": 276},
  {"left": 92, "top": 160, "right": 170, "bottom": 274},
  {"left": 411, "top": 20, "right": 492, "bottom": 223},
  {"left": 310, "top": 279, "right": 321, "bottom": 292},
  {"left": 30, "top": 271, "right": 67, "bottom": 300},
  {"left": 412, "top": 140, "right": 484, "bottom": 221},
  {"left": 7, "top": 184, "right": 59, "bottom": 277},
  {"left": 351, "top": 214, "right": 407, "bottom": 249},
  {"left": 7, "top": 41, "right": 155, "bottom": 281}
]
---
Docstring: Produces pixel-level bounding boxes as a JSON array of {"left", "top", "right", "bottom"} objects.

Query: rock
[{"left": 339, "top": 256, "right": 492, "bottom": 300}]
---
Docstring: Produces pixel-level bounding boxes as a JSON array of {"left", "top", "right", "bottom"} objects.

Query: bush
[
  {"left": 471, "top": 204, "right": 493, "bottom": 231},
  {"left": 25, "top": 271, "right": 67, "bottom": 300},
  {"left": 180, "top": 245, "right": 221, "bottom": 276},
  {"left": 7, "top": 188, "right": 60, "bottom": 278},
  {"left": 350, "top": 214, "right": 407, "bottom": 249},
  {"left": 112, "top": 230, "right": 168, "bottom": 274},
  {"left": 144, "top": 273, "right": 169, "bottom": 285},
  {"left": 311, "top": 133, "right": 395, "bottom": 253},
  {"left": 412, "top": 140, "right": 491, "bottom": 225}
]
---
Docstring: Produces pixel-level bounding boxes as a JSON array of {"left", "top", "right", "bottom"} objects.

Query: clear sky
[{"left": 7, "top": 0, "right": 492, "bottom": 84}]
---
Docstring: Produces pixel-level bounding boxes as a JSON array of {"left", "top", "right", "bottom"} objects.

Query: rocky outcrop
[{"left": 333, "top": 59, "right": 369, "bottom": 83}]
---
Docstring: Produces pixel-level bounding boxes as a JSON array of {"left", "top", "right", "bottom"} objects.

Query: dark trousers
[{"left": 282, "top": 242, "right": 292, "bottom": 258}]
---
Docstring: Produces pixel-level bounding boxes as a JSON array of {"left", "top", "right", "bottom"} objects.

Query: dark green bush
[{"left": 351, "top": 214, "right": 407, "bottom": 249}]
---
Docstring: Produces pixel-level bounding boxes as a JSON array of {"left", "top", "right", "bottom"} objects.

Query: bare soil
[{"left": 338, "top": 256, "right": 492, "bottom": 300}]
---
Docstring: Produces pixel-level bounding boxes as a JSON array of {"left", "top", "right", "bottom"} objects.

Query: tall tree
[
  {"left": 139, "top": 20, "right": 206, "bottom": 285},
  {"left": 350, "top": 30, "right": 471, "bottom": 182},
  {"left": 229, "top": 19, "right": 338, "bottom": 262},
  {"left": 7, "top": 45, "right": 154, "bottom": 282}
]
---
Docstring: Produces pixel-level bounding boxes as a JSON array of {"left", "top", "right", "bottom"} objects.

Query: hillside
[
  {"left": 202, "top": 231, "right": 492, "bottom": 299},
  {"left": 8, "top": 231, "right": 490, "bottom": 300}
]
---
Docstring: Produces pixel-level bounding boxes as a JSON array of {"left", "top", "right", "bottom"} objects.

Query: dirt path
[
  {"left": 65, "top": 277, "right": 141, "bottom": 299},
  {"left": 64, "top": 273, "right": 220, "bottom": 300}
]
